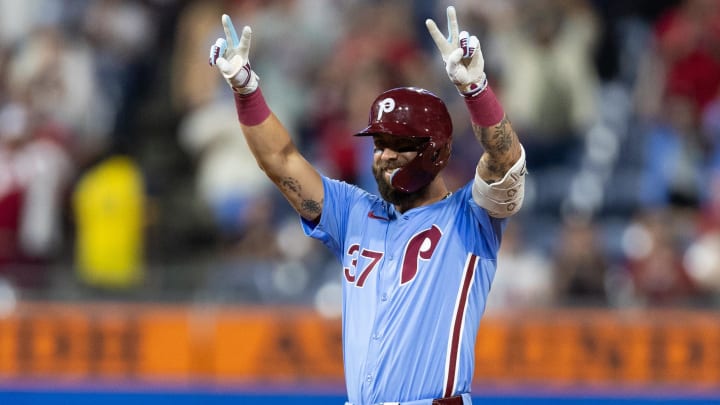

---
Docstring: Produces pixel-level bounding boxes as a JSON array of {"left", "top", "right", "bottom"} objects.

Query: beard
[{"left": 372, "top": 163, "right": 429, "bottom": 206}]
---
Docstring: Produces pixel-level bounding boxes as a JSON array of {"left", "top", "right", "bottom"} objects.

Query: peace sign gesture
[
  {"left": 209, "top": 14, "right": 259, "bottom": 94},
  {"left": 426, "top": 6, "right": 487, "bottom": 96}
]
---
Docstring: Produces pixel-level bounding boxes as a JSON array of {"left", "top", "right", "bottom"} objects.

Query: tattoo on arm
[
  {"left": 473, "top": 115, "right": 520, "bottom": 183},
  {"left": 279, "top": 176, "right": 322, "bottom": 217},
  {"left": 301, "top": 199, "right": 322, "bottom": 215},
  {"left": 474, "top": 115, "right": 513, "bottom": 154},
  {"left": 280, "top": 177, "right": 301, "bottom": 194},
  {"left": 280, "top": 177, "right": 301, "bottom": 196}
]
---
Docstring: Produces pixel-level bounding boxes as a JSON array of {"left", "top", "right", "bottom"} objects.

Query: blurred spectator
[
  {"left": 81, "top": 0, "right": 161, "bottom": 140},
  {"left": 170, "top": 0, "right": 267, "bottom": 255},
  {"left": 178, "top": 101, "right": 272, "bottom": 239},
  {"left": 634, "top": 0, "right": 720, "bottom": 121},
  {"left": 552, "top": 216, "right": 609, "bottom": 306},
  {"left": 621, "top": 209, "right": 699, "bottom": 306},
  {"left": 491, "top": 0, "right": 601, "bottom": 170},
  {"left": 485, "top": 220, "right": 554, "bottom": 311},
  {"left": 653, "top": 0, "right": 720, "bottom": 117},
  {"left": 634, "top": 0, "right": 720, "bottom": 208},
  {"left": 0, "top": 102, "right": 73, "bottom": 289},
  {"left": 7, "top": 27, "right": 113, "bottom": 150},
  {"left": 72, "top": 153, "right": 146, "bottom": 291},
  {"left": 700, "top": 171, "right": 720, "bottom": 231},
  {"left": 702, "top": 89, "right": 720, "bottom": 181},
  {"left": 683, "top": 230, "right": 720, "bottom": 297},
  {"left": 0, "top": 0, "right": 63, "bottom": 49},
  {"left": 683, "top": 175, "right": 720, "bottom": 302},
  {"left": 638, "top": 92, "right": 704, "bottom": 208}
]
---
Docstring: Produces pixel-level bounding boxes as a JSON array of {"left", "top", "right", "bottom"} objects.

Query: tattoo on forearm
[
  {"left": 279, "top": 176, "right": 322, "bottom": 216},
  {"left": 475, "top": 115, "right": 513, "bottom": 154},
  {"left": 483, "top": 160, "right": 501, "bottom": 174},
  {"left": 474, "top": 115, "right": 520, "bottom": 182},
  {"left": 280, "top": 177, "right": 301, "bottom": 194}
]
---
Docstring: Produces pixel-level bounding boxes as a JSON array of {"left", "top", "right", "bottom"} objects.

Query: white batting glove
[
  {"left": 208, "top": 14, "right": 259, "bottom": 95},
  {"left": 426, "top": 6, "right": 487, "bottom": 97}
]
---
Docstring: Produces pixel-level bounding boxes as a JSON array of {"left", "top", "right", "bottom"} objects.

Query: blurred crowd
[{"left": 0, "top": 0, "right": 719, "bottom": 313}]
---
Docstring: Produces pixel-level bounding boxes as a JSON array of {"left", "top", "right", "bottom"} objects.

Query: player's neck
[{"left": 394, "top": 178, "right": 449, "bottom": 213}]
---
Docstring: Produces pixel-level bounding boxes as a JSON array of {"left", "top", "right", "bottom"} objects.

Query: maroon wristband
[
  {"left": 233, "top": 88, "right": 271, "bottom": 126},
  {"left": 464, "top": 85, "right": 505, "bottom": 127}
]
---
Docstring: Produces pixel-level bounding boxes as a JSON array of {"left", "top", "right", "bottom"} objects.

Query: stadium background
[{"left": 0, "top": 0, "right": 719, "bottom": 403}]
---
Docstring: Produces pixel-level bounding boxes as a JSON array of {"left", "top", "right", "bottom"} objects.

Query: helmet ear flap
[
  {"left": 390, "top": 156, "right": 435, "bottom": 193},
  {"left": 390, "top": 141, "right": 451, "bottom": 193},
  {"left": 420, "top": 141, "right": 451, "bottom": 172}
]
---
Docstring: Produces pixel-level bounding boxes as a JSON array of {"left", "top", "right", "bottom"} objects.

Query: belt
[
  {"left": 432, "top": 395, "right": 466, "bottom": 405},
  {"left": 366, "top": 393, "right": 472, "bottom": 405}
]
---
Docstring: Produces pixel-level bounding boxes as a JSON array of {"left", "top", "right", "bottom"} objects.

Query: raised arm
[
  {"left": 426, "top": 6, "right": 526, "bottom": 218},
  {"left": 209, "top": 15, "right": 323, "bottom": 221}
]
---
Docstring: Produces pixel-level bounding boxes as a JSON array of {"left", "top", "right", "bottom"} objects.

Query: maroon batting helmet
[{"left": 355, "top": 87, "right": 453, "bottom": 193}]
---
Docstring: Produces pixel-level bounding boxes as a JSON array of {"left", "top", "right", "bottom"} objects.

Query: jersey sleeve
[
  {"left": 300, "top": 176, "right": 367, "bottom": 260},
  {"left": 460, "top": 180, "right": 508, "bottom": 256}
]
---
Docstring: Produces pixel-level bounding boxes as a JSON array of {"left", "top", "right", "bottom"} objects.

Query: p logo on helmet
[
  {"left": 377, "top": 98, "right": 396, "bottom": 121},
  {"left": 356, "top": 87, "right": 453, "bottom": 193}
]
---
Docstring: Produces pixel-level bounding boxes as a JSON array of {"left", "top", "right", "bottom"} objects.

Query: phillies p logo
[{"left": 376, "top": 98, "right": 396, "bottom": 121}]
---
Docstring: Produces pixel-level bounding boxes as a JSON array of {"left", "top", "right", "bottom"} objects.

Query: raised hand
[
  {"left": 209, "top": 14, "right": 259, "bottom": 95},
  {"left": 426, "top": 6, "right": 487, "bottom": 96}
]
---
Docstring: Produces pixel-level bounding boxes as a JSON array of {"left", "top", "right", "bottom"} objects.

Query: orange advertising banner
[{"left": 0, "top": 302, "right": 718, "bottom": 386}]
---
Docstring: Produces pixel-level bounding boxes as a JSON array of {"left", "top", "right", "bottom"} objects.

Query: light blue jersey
[{"left": 302, "top": 176, "right": 507, "bottom": 405}]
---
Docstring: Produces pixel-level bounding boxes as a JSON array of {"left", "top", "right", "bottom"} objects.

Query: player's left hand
[{"left": 426, "top": 6, "right": 487, "bottom": 97}]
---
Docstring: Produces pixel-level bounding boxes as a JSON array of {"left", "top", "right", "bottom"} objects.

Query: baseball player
[{"left": 209, "top": 6, "right": 526, "bottom": 405}]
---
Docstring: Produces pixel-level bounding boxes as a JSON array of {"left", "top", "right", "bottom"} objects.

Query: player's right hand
[{"left": 209, "top": 14, "right": 259, "bottom": 95}]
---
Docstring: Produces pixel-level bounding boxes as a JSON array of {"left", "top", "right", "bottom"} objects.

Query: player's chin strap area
[{"left": 346, "top": 393, "right": 472, "bottom": 405}]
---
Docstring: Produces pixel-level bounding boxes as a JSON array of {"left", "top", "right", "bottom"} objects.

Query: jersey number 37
[{"left": 343, "top": 225, "right": 442, "bottom": 287}]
